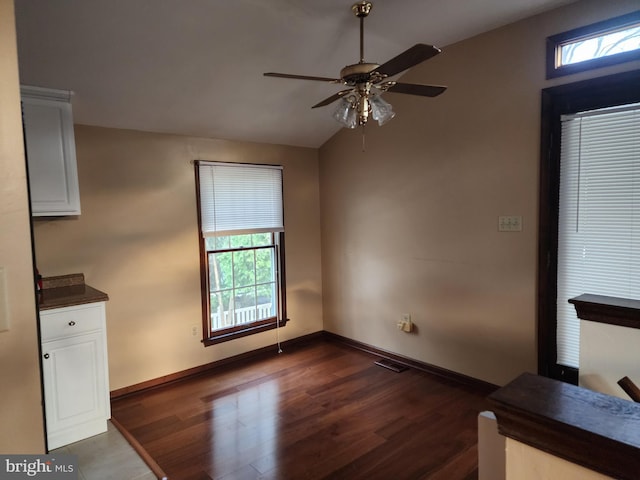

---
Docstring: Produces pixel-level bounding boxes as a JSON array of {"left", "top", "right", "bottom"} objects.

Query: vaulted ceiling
[{"left": 14, "top": 0, "right": 576, "bottom": 148}]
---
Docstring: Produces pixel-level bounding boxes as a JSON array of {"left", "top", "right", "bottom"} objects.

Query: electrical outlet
[
  {"left": 397, "top": 313, "right": 413, "bottom": 333},
  {"left": 191, "top": 325, "right": 199, "bottom": 337}
]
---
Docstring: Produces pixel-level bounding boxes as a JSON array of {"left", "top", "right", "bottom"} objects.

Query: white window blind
[
  {"left": 198, "top": 162, "right": 284, "bottom": 237},
  {"left": 557, "top": 103, "right": 640, "bottom": 368}
]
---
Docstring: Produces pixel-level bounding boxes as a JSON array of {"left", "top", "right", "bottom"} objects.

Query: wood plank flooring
[{"left": 111, "top": 339, "right": 490, "bottom": 480}]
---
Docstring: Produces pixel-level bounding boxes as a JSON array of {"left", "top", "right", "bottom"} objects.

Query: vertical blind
[
  {"left": 557, "top": 103, "right": 640, "bottom": 368},
  {"left": 198, "top": 162, "right": 284, "bottom": 237}
]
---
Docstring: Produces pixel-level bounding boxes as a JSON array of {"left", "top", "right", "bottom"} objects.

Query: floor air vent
[{"left": 374, "top": 359, "right": 408, "bottom": 372}]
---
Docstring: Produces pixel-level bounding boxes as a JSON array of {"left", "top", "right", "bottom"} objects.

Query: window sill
[
  {"left": 203, "top": 318, "right": 289, "bottom": 346},
  {"left": 569, "top": 294, "right": 640, "bottom": 330}
]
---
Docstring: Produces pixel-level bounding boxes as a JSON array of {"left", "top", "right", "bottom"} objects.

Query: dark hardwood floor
[{"left": 111, "top": 339, "right": 490, "bottom": 480}]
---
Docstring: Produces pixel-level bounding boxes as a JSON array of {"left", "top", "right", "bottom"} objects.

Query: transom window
[
  {"left": 546, "top": 10, "right": 640, "bottom": 78},
  {"left": 195, "top": 161, "right": 287, "bottom": 345}
]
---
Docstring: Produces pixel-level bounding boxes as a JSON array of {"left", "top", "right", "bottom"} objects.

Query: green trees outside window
[{"left": 205, "top": 233, "right": 277, "bottom": 332}]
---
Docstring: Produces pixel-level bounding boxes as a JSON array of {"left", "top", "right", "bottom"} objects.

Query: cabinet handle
[
  {"left": 43, "top": 353, "right": 50, "bottom": 359},
  {"left": 68, "top": 321, "right": 76, "bottom": 326}
]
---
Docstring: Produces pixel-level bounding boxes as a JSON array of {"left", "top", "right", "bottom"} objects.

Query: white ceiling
[{"left": 14, "top": 0, "right": 576, "bottom": 148}]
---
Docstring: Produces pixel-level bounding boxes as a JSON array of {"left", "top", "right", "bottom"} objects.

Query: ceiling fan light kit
[
  {"left": 333, "top": 98, "right": 358, "bottom": 129},
  {"left": 264, "top": 1, "right": 447, "bottom": 131},
  {"left": 369, "top": 95, "right": 395, "bottom": 126}
]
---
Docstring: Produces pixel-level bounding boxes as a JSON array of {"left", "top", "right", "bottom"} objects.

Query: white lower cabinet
[{"left": 40, "top": 302, "right": 110, "bottom": 450}]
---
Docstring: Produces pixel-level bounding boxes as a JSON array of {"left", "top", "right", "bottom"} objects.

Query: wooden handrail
[
  {"left": 568, "top": 294, "right": 640, "bottom": 330},
  {"left": 489, "top": 372, "right": 640, "bottom": 480},
  {"left": 618, "top": 376, "right": 640, "bottom": 403}
]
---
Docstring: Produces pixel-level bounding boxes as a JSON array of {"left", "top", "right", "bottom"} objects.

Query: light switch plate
[
  {"left": 0, "top": 267, "right": 9, "bottom": 332},
  {"left": 498, "top": 216, "right": 522, "bottom": 232}
]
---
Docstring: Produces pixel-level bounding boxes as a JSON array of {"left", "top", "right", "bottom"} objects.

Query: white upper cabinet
[
  {"left": 40, "top": 302, "right": 110, "bottom": 449},
  {"left": 21, "top": 86, "right": 81, "bottom": 216}
]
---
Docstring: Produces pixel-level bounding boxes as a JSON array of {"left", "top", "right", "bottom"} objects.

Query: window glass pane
[
  {"left": 205, "top": 236, "right": 230, "bottom": 251},
  {"left": 256, "top": 284, "right": 276, "bottom": 319},
  {"left": 209, "top": 252, "right": 233, "bottom": 291},
  {"left": 233, "top": 250, "right": 255, "bottom": 288},
  {"left": 252, "top": 233, "right": 272, "bottom": 246},
  {"left": 208, "top": 236, "right": 277, "bottom": 330},
  {"left": 235, "top": 286, "right": 256, "bottom": 309},
  {"left": 230, "top": 234, "right": 253, "bottom": 249},
  {"left": 215, "top": 236, "right": 230, "bottom": 250},
  {"left": 210, "top": 290, "right": 232, "bottom": 331},
  {"left": 560, "top": 24, "right": 640, "bottom": 66},
  {"left": 255, "top": 248, "right": 274, "bottom": 284}
]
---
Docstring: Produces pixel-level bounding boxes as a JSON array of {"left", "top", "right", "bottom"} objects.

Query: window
[
  {"left": 546, "top": 10, "right": 640, "bottom": 79},
  {"left": 196, "top": 161, "right": 287, "bottom": 345},
  {"left": 538, "top": 70, "right": 640, "bottom": 383}
]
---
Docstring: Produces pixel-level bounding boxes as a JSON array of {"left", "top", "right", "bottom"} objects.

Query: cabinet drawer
[{"left": 40, "top": 303, "right": 105, "bottom": 342}]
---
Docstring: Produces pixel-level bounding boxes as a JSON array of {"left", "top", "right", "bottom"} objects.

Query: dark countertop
[{"left": 38, "top": 273, "right": 109, "bottom": 311}]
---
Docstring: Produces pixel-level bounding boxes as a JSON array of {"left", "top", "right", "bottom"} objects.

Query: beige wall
[
  {"left": 506, "top": 439, "right": 613, "bottom": 480},
  {"left": 33, "top": 126, "right": 323, "bottom": 390},
  {"left": 319, "top": 0, "right": 640, "bottom": 386},
  {"left": 580, "top": 320, "right": 640, "bottom": 399},
  {"left": 0, "top": 0, "right": 46, "bottom": 453}
]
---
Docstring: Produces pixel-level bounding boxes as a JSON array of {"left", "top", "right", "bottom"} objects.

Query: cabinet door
[
  {"left": 42, "top": 331, "right": 108, "bottom": 449},
  {"left": 22, "top": 94, "right": 81, "bottom": 216}
]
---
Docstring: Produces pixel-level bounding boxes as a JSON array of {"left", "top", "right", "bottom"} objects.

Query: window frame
[
  {"left": 546, "top": 10, "right": 640, "bottom": 79},
  {"left": 537, "top": 69, "right": 640, "bottom": 384},
  {"left": 194, "top": 162, "right": 288, "bottom": 346}
]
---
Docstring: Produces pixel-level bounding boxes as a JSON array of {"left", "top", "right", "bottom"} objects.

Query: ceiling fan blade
[
  {"left": 264, "top": 72, "right": 341, "bottom": 83},
  {"left": 312, "top": 89, "right": 354, "bottom": 108},
  {"left": 384, "top": 82, "right": 447, "bottom": 97},
  {"left": 375, "top": 44, "right": 441, "bottom": 78}
]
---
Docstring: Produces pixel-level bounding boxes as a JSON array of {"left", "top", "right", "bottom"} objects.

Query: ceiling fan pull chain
[{"left": 361, "top": 125, "right": 366, "bottom": 152}]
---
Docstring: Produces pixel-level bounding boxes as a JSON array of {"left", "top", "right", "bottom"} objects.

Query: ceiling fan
[{"left": 264, "top": 1, "right": 447, "bottom": 129}]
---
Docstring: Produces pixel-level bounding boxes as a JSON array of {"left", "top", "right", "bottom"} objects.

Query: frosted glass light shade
[
  {"left": 370, "top": 95, "right": 395, "bottom": 126},
  {"left": 333, "top": 98, "right": 357, "bottom": 129}
]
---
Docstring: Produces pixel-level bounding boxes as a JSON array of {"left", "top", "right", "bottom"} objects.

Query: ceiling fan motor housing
[{"left": 340, "top": 63, "right": 381, "bottom": 86}]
